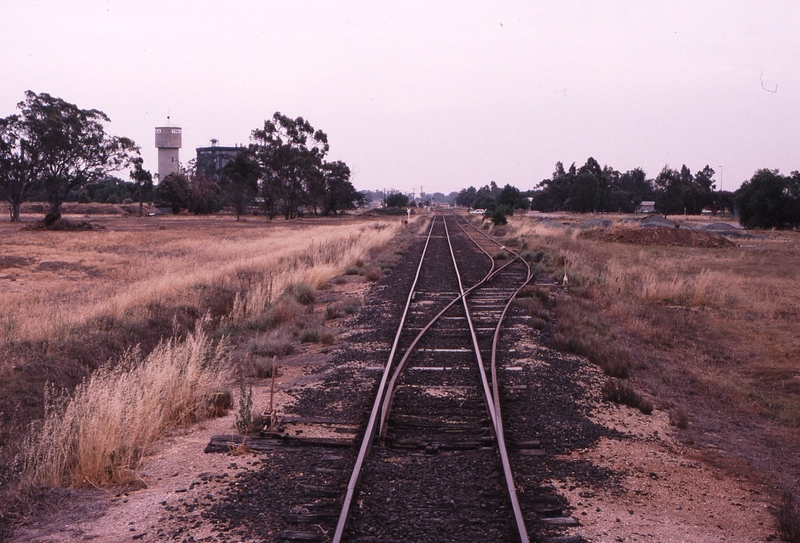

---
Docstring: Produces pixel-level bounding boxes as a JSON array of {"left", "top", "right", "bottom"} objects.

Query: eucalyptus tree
[
  {"left": 12, "top": 91, "right": 138, "bottom": 226},
  {"left": 251, "top": 112, "right": 329, "bottom": 219},
  {"left": 129, "top": 157, "right": 153, "bottom": 216}
]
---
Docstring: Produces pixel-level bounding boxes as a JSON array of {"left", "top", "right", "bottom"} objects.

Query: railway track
[
  {"left": 327, "top": 214, "right": 579, "bottom": 542},
  {"left": 204, "top": 213, "right": 582, "bottom": 542}
]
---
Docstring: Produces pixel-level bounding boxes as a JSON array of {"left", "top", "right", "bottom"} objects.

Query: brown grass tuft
[
  {"left": 18, "top": 324, "right": 231, "bottom": 487},
  {"left": 778, "top": 493, "right": 800, "bottom": 543},
  {"left": 669, "top": 407, "right": 689, "bottom": 429},
  {"left": 602, "top": 378, "right": 653, "bottom": 414}
]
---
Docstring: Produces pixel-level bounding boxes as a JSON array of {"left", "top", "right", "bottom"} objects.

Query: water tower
[{"left": 155, "top": 120, "right": 182, "bottom": 181}]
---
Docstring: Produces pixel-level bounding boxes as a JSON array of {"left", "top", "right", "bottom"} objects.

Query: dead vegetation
[
  {"left": 0, "top": 211, "right": 417, "bottom": 537},
  {"left": 494, "top": 213, "right": 800, "bottom": 529}
]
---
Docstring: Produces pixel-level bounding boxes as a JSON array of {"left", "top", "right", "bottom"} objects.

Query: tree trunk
[
  {"left": 44, "top": 201, "right": 62, "bottom": 227},
  {"left": 139, "top": 185, "right": 144, "bottom": 216},
  {"left": 9, "top": 196, "right": 21, "bottom": 222}
]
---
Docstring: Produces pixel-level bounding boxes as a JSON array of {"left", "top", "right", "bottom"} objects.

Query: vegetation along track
[{"left": 329, "top": 214, "right": 580, "bottom": 542}]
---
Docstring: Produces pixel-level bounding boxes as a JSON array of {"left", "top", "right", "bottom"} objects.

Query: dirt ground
[{"left": 7, "top": 275, "right": 783, "bottom": 543}]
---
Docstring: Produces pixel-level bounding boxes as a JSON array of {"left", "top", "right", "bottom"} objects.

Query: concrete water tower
[{"left": 155, "top": 119, "right": 182, "bottom": 181}]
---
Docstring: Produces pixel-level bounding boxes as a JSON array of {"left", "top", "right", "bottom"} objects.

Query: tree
[
  {"left": 155, "top": 170, "right": 190, "bottom": 214},
  {"left": 735, "top": 169, "right": 800, "bottom": 229},
  {"left": 567, "top": 172, "right": 600, "bottom": 213},
  {"left": 221, "top": 150, "right": 259, "bottom": 220},
  {"left": 385, "top": 192, "right": 409, "bottom": 208},
  {"left": 0, "top": 114, "right": 39, "bottom": 221},
  {"left": 129, "top": 157, "right": 153, "bottom": 216},
  {"left": 14, "top": 91, "right": 137, "bottom": 226},
  {"left": 320, "top": 160, "right": 360, "bottom": 215},
  {"left": 251, "top": 112, "right": 329, "bottom": 219},
  {"left": 497, "top": 184, "right": 529, "bottom": 211},
  {"left": 455, "top": 186, "right": 477, "bottom": 208},
  {"left": 654, "top": 166, "right": 683, "bottom": 216}
]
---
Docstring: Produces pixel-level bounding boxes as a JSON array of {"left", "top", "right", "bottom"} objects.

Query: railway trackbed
[{"left": 202, "top": 214, "right": 599, "bottom": 543}]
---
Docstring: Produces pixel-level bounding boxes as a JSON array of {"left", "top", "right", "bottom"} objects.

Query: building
[
  {"left": 155, "top": 123, "right": 182, "bottom": 182},
  {"left": 196, "top": 139, "right": 245, "bottom": 183},
  {"left": 636, "top": 201, "right": 656, "bottom": 213}
]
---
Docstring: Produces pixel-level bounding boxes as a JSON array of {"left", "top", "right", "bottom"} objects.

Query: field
[
  {"left": 502, "top": 213, "right": 800, "bottom": 491},
  {"left": 2, "top": 205, "right": 799, "bottom": 541},
  {"left": 0, "top": 206, "right": 408, "bottom": 513}
]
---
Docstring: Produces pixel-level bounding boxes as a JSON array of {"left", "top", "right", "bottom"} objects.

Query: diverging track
[{"left": 331, "top": 215, "right": 578, "bottom": 542}]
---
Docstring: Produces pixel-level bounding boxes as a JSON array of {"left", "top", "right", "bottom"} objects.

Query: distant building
[
  {"left": 196, "top": 139, "right": 245, "bottom": 183},
  {"left": 155, "top": 123, "right": 182, "bottom": 182},
  {"left": 636, "top": 201, "right": 656, "bottom": 213}
]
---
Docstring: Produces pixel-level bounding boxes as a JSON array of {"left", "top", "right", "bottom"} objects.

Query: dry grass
[
  {"left": 0, "top": 217, "right": 412, "bottom": 498},
  {"left": 508, "top": 215, "right": 800, "bottom": 426},
  {"left": 18, "top": 324, "right": 231, "bottom": 488},
  {"left": 0, "top": 215, "right": 401, "bottom": 345}
]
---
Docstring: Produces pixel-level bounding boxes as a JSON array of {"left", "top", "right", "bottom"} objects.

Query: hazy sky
[{"left": 2, "top": 1, "right": 798, "bottom": 194}]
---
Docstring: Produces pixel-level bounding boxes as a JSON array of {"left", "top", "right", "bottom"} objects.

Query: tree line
[
  {"left": 153, "top": 112, "right": 362, "bottom": 220},
  {"left": 528, "top": 157, "right": 735, "bottom": 216},
  {"left": 454, "top": 157, "right": 800, "bottom": 229},
  {"left": 0, "top": 92, "right": 362, "bottom": 224}
]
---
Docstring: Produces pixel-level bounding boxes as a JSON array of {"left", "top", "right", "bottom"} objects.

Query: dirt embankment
[{"left": 580, "top": 226, "right": 736, "bottom": 248}]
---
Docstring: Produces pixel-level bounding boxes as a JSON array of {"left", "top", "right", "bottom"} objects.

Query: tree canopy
[
  {"left": 0, "top": 91, "right": 138, "bottom": 225},
  {"left": 735, "top": 169, "right": 800, "bottom": 229},
  {"left": 526, "top": 157, "right": 719, "bottom": 216}
]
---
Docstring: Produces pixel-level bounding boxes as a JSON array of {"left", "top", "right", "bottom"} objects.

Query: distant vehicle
[{"left": 469, "top": 209, "right": 486, "bottom": 215}]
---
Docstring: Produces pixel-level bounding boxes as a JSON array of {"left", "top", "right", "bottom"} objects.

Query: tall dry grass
[
  {"left": 0, "top": 218, "right": 401, "bottom": 345},
  {"left": 18, "top": 323, "right": 231, "bottom": 487},
  {"left": 508, "top": 215, "right": 800, "bottom": 425},
  {"left": 0, "top": 214, "right": 409, "bottom": 491}
]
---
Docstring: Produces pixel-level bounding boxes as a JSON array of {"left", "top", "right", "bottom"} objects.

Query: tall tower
[{"left": 155, "top": 121, "right": 182, "bottom": 181}]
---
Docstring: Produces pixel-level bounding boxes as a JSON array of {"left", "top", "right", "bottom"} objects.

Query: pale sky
[{"left": 2, "top": 1, "right": 798, "bottom": 194}]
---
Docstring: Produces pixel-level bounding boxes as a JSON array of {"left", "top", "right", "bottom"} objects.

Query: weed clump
[
  {"left": 777, "top": 493, "right": 800, "bottom": 543},
  {"left": 285, "top": 283, "right": 315, "bottom": 305},
  {"left": 668, "top": 407, "right": 689, "bottom": 429},
  {"left": 18, "top": 326, "right": 231, "bottom": 487},
  {"left": 602, "top": 378, "right": 653, "bottom": 414},
  {"left": 250, "top": 327, "right": 295, "bottom": 358}
]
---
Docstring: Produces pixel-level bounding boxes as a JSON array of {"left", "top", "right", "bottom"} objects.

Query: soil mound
[
  {"left": 580, "top": 225, "right": 736, "bottom": 247},
  {"left": 21, "top": 218, "right": 104, "bottom": 231}
]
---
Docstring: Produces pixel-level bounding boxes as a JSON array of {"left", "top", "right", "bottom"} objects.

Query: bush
[
  {"left": 285, "top": 283, "right": 315, "bottom": 305},
  {"left": 602, "top": 378, "right": 652, "bottom": 414},
  {"left": 106, "top": 194, "right": 121, "bottom": 204},
  {"left": 669, "top": 407, "right": 689, "bottom": 429},
  {"left": 364, "top": 267, "right": 383, "bottom": 281},
  {"left": 777, "top": 493, "right": 800, "bottom": 543},
  {"left": 250, "top": 327, "right": 295, "bottom": 358},
  {"left": 300, "top": 328, "right": 320, "bottom": 343}
]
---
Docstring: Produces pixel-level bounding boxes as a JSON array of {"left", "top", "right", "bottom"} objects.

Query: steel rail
[
  {"left": 377, "top": 216, "right": 521, "bottom": 441},
  {"left": 331, "top": 216, "right": 437, "bottom": 543},
  {"left": 450, "top": 215, "right": 532, "bottom": 543},
  {"left": 443, "top": 215, "right": 499, "bottom": 431},
  {"left": 333, "top": 214, "right": 527, "bottom": 542},
  {"left": 457, "top": 214, "right": 535, "bottom": 543}
]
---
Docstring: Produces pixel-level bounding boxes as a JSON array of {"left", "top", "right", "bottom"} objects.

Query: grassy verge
[
  {"left": 489, "top": 213, "right": 800, "bottom": 524},
  {"left": 0, "top": 213, "right": 421, "bottom": 537}
]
